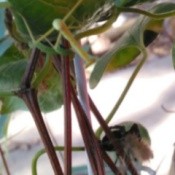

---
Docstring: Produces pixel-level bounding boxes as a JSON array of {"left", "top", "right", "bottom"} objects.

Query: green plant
[{"left": 0, "top": 0, "right": 175, "bottom": 174}]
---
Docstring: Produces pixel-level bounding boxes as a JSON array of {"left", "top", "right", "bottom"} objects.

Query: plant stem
[
  {"left": 32, "top": 146, "right": 85, "bottom": 175},
  {"left": 18, "top": 49, "right": 63, "bottom": 175},
  {"left": 61, "top": 40, "right": 72, "bottom": 175},
  {"left": 89, "top": 96, "right": 137, "bottom": 174},
  {"left": 74, "top": 54, "right": 93, "bottom": 175},
  {"left": 71, "top": 85, "right": 105, "bottom": 175},
  {"left": 75, "top": 8, "right": 119, "bottom": 39},
  {"left": 74, "top": 54, "right": 91, "bottom": 122},
  {"left": 96, "top": 50, "right": 147, "bottom": 137},
  {"left": 118, "top": 6, "right": 175, "bottom": 19},
  {"left": 0, "top": 144, "right": 10, "bottom": 175},
  {"left": 53, "top": 55, "right": 104, "bottom": 174}
]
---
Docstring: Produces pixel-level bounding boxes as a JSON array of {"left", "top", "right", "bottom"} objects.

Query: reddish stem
[
  {"left": 61, "top": 40, "right": 72, "bottom": 175},
  {"left": 89, "top": 96, "right": 138, "bottom": 174},
  {"left": 70, "top": 84, "right": 105, "bottom": 175},
  {"left": 17, "top": 49, "right": 63, "bottom": 175}
]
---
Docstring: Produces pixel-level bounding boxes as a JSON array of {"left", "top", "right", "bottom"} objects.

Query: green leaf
[
  {"left": 0, "top": 60, "right": 27, "bottom": 95},
  {"left": 0, "top": 9, "right": 13, "bottom": 55},
  {"left": 1, "top": 96, "right": 26, "bottom": 114},
  {"left": 89, "top": 3, "right": 175, "bottom": 89},
  {"left": 0, "top": 44, "right": 63, "bottom": 113},
  {"left": 0, "top": 9, "right": 5, "bottom": 37},
  {"left": 8, "top": 0, "right": 108, "bottom": 40},
  {"left": 0, "top": 43, "right": 25, "bottom": 64},
  {"left": 172, "top": 41, "right": 175, "bottom": 69},
  {"left": 0, "top": 36, "right": 13, "bottom": 56},
  {"left": 37, "top": 68, "right": 63, "bottom": 112},
  {"left": 0, "top": 45, "right": 27, "bottom": 95},
  {"left": 0, "top": 115, "right": 10, "bottom": 139}
]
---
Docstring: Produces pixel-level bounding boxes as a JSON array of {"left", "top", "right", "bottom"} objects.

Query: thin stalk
[
  {"left": 0, "top": 145, "right": 10, "bottom": 175},
  {"left": 20, "top": 48, "right": 40, "bottom": 89},
  {"left": 20, "top": 88, "right": 63, "bottom": 175},
  {"left": 89, "top": 96, "right": 137, "bottom": 174},
  {"left": 101, "top": 149, "right": 122, "bottom": 175},
  {"left": 75, "top": 9, "right": 119, "bottom": 39},
  {"left": 96, "top": 51, "right": 147, "bottom": 137},
  {"left": 32, "top": 146, "right": 84, "bottom": 175},
  {"left": 61, "top": 40, "right": 72, "bottom": 175},
  {"left": 118, "top": 6, "right": 175, "bottom": 19},
  {"left": 73, "top": 54, "right": 92, "bottom": 175},
  {"left": 53, "top": 53, "right": 105, "bottom": 175},
  {"left": 18, "top": 48, "right": 63, "bottom": 175},
  {"left": 73, "top": 54, "right": 91, "bottom": 122},
  {"left": 71, "top": 84, "right": 105, "bottom": 175}
]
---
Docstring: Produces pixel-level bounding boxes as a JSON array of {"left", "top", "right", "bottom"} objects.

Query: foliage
[{"left": 0, "top": 0, "right": 175, "bottom": 174}]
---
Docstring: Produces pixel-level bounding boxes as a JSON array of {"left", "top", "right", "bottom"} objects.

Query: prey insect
[{"left": 100, "top": 122, "right": 153, "bottom": 173}]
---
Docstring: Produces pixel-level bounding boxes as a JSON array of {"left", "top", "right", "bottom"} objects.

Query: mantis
[{"left": 1, "top": 0, "right": 175, "bottom": 174}]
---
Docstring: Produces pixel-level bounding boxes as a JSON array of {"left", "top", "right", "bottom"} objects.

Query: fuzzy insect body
[{"left": 101, "top": 122, "right": 153, "bottom": 163}]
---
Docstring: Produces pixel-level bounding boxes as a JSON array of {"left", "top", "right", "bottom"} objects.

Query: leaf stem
[
  {"left": 96, "top": 49, "right": 147, "bottom": 136},
  {"left": 75, "top": 9, "right": 119, "bottom": 39},
  {"left": 118, "top": 6, "right": 175, "bottom": 19},
  {"left": 61, "top": 39, "right": 72, "bottom": 175},
  {"left": 0, "top": 144, "right": 11, "bottom": 175},
  {"left": 18, "top": 49, "right": 63, "bottom": 175},
  {"left": 31, "top": 146, "right": 85, "bottom": 175}
]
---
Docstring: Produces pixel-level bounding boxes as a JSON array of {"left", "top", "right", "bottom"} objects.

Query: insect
[
  {"left": 5, "top": 0, "right": 154, "bottom": 65},
  {"left": 100, "top": 122, "right": 153, "bottom": 164}
]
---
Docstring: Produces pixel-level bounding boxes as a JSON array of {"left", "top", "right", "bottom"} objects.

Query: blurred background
[{"left": 1, "top": 0, "right": 175, "bottom": 174}]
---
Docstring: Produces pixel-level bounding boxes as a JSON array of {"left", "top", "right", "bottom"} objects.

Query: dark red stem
[
  {"left": 61, "top": 40, "right": 72, "bottom": 175},
  {"left": 70, "top": 85, "right": 105, "bottom": 175},
  {"left": 17, "top": 49, "right": 63, "bottom": 175},
  {"left": 89, "top": 96, "right": 138, "bottom": 175}
]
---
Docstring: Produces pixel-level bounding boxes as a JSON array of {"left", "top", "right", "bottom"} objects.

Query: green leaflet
[
  {"left": 0, "top": 45, "right": 63, "bottom": 114},
  {"left": 172, "top": 41, "right": 175, "bottom": 69},
  {"left": 114, "top": 0, "right": 153, "bottom": 7},
  {"left": 89, "top": 3, "right": 175, "bottom": 89},
  {"left": 8, "top": 0, "right": 108, "bottom": 41}
]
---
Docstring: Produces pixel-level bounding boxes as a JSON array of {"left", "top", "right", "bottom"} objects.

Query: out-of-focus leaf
[
  {"left": 0, "top": 36, "right": 13, "bottom": 56},
  {"left": 0, "top": 60, "right": 27, "bottom": 95},
  {"left": 38, "top": 68, "right": 63, "bottom": 113},
  {"left": 0, "top": 9, "right": 5, "bottom": 37},
  {"left": 89, "top": 3, "right": 175, "bottom": 89},
  {"left": 0, "top": 45, "right": 26, "bottom": 95},
  {"left": 172, "top": 41, "right": 175, "bottom": 69},
  {"left": 1, "top": 96, "right": 26, "bottom": 114},
  {"left": 0, "top": 9, "right": 13, "bottom": 55},
  {"left": 0, "top": 115, "right": 10, "bottom": 139},
  {"left": 0, "top": 44, "right": 25, "bottom": 65},
  {"left": 0, "top": 44, "right": 63, "bottom": 113},
  {"left": 8, "top": 0, "right": 108, "bottom": 41}
]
